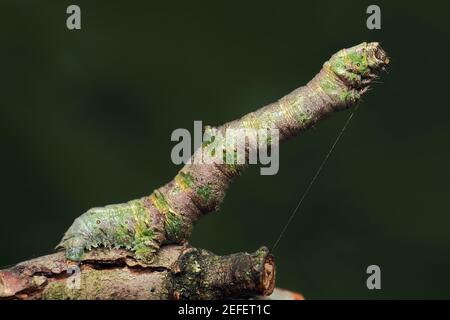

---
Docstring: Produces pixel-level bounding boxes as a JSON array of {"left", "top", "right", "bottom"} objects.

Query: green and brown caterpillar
[{"left": 57, "top": 42, "right": 389, "bottom": 262}]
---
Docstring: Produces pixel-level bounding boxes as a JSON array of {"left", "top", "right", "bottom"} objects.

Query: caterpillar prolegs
[{"left": 57, "top": 190, "right": 193, "bottom": 262}]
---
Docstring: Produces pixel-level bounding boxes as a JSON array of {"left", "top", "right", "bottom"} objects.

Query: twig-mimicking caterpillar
[
  {"left": 58, "top": 42, "right": 389, "bottom": 262},
  {"left": 58, "top": 198, "right": 157, "bottom": 261}
]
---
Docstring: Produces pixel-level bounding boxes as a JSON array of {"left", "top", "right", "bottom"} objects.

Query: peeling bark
[{"left": 0, "top": 245, "right": 275, "bottom": 300}]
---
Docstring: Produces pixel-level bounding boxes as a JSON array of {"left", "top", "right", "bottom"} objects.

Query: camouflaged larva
[
  {"left": 57, "top": 197, "right": 166, "bottom": 262},
  {"left": 58, "top": 42, "right": 389, "bottom": 263}
]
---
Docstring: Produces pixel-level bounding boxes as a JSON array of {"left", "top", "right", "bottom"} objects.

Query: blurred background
[{"left": 1, "top": 0, "right": 449, "bottom": 299}]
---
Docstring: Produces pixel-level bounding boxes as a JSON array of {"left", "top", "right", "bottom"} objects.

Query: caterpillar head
[{"left": 328, "top": 42, "right": 389, "bottom": 91}]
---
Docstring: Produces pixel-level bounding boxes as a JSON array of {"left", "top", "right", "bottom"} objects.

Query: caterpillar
[
  {"left": 57, "top": 191, "right": 192, "bottom": 262},
  {"left": 58, "top": 42, "right": 389, "bottom": 262}
]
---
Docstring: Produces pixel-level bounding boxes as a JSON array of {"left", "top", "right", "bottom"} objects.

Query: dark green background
[{"left": 1, "top": 1, "right": 449, "bottom": 299}]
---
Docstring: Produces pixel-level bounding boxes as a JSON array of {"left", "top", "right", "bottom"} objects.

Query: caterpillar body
[
  {"left": 58, "top": 42, "right": 389, "bottom": 263},
  {"left": 57, "top": 190, "right": 190, "bottom": 262}
]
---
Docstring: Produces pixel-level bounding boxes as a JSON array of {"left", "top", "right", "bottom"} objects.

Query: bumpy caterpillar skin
[
  {"left": 58, "top": 42, "right": 389, "bottom": 262},
  {"left": 57, "top": 192, "right": 192, "bottom": 262}
]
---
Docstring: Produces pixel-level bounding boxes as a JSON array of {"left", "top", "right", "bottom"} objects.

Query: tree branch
[
  {"left": 1, "top": 43, "right": 388, "bottom": 300},
  {"left": 0, "top": 245, "right": 275, "bottom": 300}
]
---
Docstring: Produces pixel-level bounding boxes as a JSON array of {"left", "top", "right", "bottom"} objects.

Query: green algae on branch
[{"left": 57, "top": 42, "right": 389, "bottom": 263}]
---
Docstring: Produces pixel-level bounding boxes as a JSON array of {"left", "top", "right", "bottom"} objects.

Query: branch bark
[{"left": 0, "top": 245, "right": 275, "bottom": 300}]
